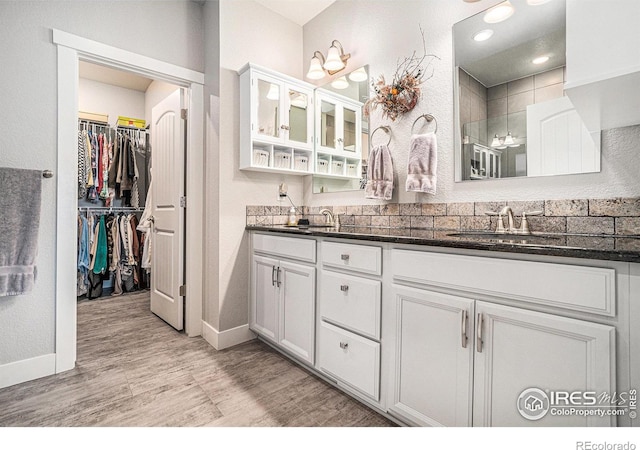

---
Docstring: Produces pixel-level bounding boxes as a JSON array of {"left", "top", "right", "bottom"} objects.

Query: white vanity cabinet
[
  {"left": 250, "top": 234, "right": 316, "bottom": 365},
  {"left": 564, "top": 0, "right": 640, "bottom": 132},
  {"left": 239, "top": 63, "right": 315, "bottom": 174},
  {"left": 314, "top": 89, "right": 363, "bottom": 180},
  {"left": 318, "top": 241, "right": 383, "bottom": 403},
  {"left": 389, "top": 249, "right": 616, "bottom": 427}
]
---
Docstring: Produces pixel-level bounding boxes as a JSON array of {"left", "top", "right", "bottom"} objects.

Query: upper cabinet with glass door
[
  {"left": 314, "top": 89, "right": 363, "bottom": 180},
  {"left": 239, "top": 63, "right": 315, "bottom": 175}
]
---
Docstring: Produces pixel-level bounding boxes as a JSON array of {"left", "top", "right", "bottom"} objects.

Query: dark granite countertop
[{"left": 246, "top": 224, "right": 640, "bottom": 263}]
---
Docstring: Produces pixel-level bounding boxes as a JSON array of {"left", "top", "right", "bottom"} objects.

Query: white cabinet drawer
[
  {"left": 253, "top": 233, "right": 316, "bottom": 263},
  {"left": 392, "top": 249, "right": 616, "bottom": 317},
  {"left": 319, "top": 322, "right": 380, "bottom": 401},
  {"left": 321, "top": 241, "right": 382, "bottom": 276},
  {"left": 320, "top": 271, "right": 381, "bottom": 340}
]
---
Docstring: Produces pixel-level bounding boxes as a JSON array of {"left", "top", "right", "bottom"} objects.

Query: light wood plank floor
[{"left": 0, "top": 292, "right": 395, "bottom": 427}]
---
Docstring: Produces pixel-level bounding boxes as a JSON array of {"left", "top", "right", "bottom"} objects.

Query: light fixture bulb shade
[
  {"left": 483, "top": 1, "right": 515, "bottom": 23},
  {"left": 306, "top": 56, "right": 325, "bottom": 80},
  {"left": 503, "top": 132, "right": 515, "bottom": 146},
  {"left": 266, "top": 83, "right": 279, "bottom": 100},
  {"left": 331, "top": 76, "right": 349, "bottom": 90},
  {"left": 348, "top": 67, "right": 368, "bottom": 82},
  {"left": 527, "top": 0, "right": 552, "bottom": 5},
  {"left": 323, "top": 45, "right": 345, "bottom": 71},
  {"left": 491, "top": 134, "right": 501, "bottom": 147}
]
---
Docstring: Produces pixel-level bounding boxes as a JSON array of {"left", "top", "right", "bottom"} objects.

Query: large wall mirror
[
  {"left": 453, "top": 0, "right": 600, "bottom": 182},
  {"left": 312, "top": 65, "right": 369, "bottom": 193}
]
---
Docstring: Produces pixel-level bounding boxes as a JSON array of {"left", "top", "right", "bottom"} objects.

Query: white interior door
[{"left": 150, "top": 89, "right": 185, "bottom": 330}]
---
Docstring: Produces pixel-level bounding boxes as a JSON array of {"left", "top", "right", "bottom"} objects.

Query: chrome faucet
[
  {"left": 498, "top": 206, "right": 516, "bottom": 233},
  {"left": 319, "top": 208, "right": 335, "bottom": 227}
]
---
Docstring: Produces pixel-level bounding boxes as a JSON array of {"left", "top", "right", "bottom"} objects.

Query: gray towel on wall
[
  {"left": 406, "top": 132, "right": 438, "bottom": 195},
  {"left": 0, "top": 167, "right": 43, "bottom": 297}
]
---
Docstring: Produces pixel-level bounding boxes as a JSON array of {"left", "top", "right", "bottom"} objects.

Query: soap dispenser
[{"left": 287, "top": 206, "right": 297, "bottom": 226}]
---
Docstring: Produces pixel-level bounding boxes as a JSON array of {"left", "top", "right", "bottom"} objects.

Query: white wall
[
  {"left": 302, "top": 0, "right": 640, "bottom": 206},
  {"left": 0, "top": 0, "right": 203, "bottom": 367},
  {"left": 79, "top": 78, "right": 146, "bottom": 128},
  {"left": 210, "top": 0, "right": 305, "bottom": 331}
]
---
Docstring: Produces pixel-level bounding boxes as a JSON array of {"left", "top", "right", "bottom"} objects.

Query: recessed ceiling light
[
  {"left": 527, "top": 0, "right": 552, "bottom": 5},
  {"left": 532, "top": 56, "right": 550, "bottom": 64},
  {"left": 473, "top": 29, "right": 494, "bottom": 42},
  {"left": 483, "top": 1, "right": 515, "bottom": 23}
]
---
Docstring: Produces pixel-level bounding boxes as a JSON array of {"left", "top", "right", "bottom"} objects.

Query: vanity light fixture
[
  {"left": 527, "top": 0, "right": 552, "bottom": 5},
  {"left": 483, "top": 1, "right": 515, "bottom": 24},
  {"left": 504, "top": 132, "right": 520, "bottom": 147},
  {"left": 306, "top": 40, "right": 351, "bottom": 80},
  {"left": 473, "top": 29, "right": 494, "bottom": 42},
  {"left": 491, "top": 134, "right": 501, "bottom": 147},
  {"left": 532, "top": 55, "right": 550, "bottom": 65},
  {"left": 348, "top": 67, "right": 368, "bottom": 82},
  {"left": 331, "top": 76, "right": 349, "bottom": 90}
]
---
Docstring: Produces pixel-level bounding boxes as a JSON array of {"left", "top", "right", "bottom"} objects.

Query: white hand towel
[
  {"left": 365, "top": 144, "right": 394, "bottom": 200},
  {"left": 0, "top": 167, "right": 43, "bottom": 297},
  {"left": 406, "top": 132, "right": 437, "bottom": 195}
]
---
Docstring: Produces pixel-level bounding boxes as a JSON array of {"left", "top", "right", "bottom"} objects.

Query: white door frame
[{"left": 53, "top": 29, "right": 204, "bottom": 373}]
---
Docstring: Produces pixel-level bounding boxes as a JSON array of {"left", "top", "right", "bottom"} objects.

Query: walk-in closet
[{"left": 76, "top": 61, "right": 183, "bottom": 328}]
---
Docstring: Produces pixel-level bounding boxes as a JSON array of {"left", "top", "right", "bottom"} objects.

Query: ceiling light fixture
[
  {"left": 483, "top": 1, "right": 515, "bottom": 23},
  {"left": 532, "top": 55, "right": 550, "bottom": 64},
  {"left": 306, "top": 40, "right": 351, "bottom": 80},
  {"left": 473, "top": 29, "right": 494, "bottom": 42}
]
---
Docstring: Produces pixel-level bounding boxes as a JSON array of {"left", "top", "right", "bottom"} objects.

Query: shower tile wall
[{"left": 458, "top": 68, "right": 488, "bottom": 145}]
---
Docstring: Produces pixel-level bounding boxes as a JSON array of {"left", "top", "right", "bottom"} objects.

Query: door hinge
[
  {"left": 181, "top": 108, "right": 188, "bottom": 120},
  {"left": 179, "top": 285, "right": 186, "bottom": 296},
  {"left": 180, "top": 196, "right": 187, "bottom": 208}
]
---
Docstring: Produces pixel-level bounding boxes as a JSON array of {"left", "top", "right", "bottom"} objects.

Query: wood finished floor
[{"left": 0, "top": 292, "right": 395, "bottom": 427}]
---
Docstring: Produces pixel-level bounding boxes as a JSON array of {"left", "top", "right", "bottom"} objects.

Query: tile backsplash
[{"left": 247, "top": 197, "right": 640, "bottom": 236}]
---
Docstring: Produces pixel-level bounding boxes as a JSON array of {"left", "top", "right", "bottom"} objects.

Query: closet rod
[{"left": 78, "top": 207, "right": 144, "bottom": 212}]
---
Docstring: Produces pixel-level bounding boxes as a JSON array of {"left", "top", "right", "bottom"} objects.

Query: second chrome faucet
[{"left": 486, "top": 206, "right": 543, "bottom": 235}]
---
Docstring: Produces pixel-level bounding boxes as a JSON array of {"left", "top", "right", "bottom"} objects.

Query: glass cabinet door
[
  {"left": 342, "top": 106, "right": 357, "bottom": 151},
  {"left": 320, "top": 100, "right": 336, "bottom": 149},
  {"left": 287, "top": 88, "right": 308, "bottom": 145},
  {"left": 257, "top": 79, "right": 280, "bottom": 138}
]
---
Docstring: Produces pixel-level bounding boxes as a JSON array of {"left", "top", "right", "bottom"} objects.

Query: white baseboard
[
  {"left": 202, "top": 321, "right": 256, "bottom": 350},
  {"left": 0, "top": 353, "right": 56, "bottom": 389}
]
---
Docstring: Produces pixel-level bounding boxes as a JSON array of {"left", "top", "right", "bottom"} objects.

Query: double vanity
[{"left": 246, "top": 224, "right": 640, "bottom": 427}]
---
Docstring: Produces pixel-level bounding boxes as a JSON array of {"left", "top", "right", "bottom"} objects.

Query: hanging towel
[
  {"left": 406, "top": 132, "right": 438, "bottom": 195},
  {"left": 365, "top": 144, "right": 394, "bottom": 200},
  {"left": 0, "top": 167, "right": 43, "bottom": 297}
]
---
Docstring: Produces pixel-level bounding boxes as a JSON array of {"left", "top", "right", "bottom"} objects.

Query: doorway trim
[{"left": 53, "top": 29, "right": 204, "bottom": 373}]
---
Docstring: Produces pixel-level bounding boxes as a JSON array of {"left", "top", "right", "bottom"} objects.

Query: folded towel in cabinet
[
  {"left": 0, "top": 167, "right": 44, "bottom": 297},
  {"left": 406, "top": 132, "right": 437, "bottom": 195}
]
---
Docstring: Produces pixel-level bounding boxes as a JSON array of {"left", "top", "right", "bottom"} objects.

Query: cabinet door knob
[
  {"left": 339, "top": 342, "right": 349, "bottom": 350},
  {"left": 280, "top": 124, "right": 290, "bottom": 131},
  {"left": 340, "top": 284, "right": 349, "bottom": 292},
  {"left": 340, "top": 254, "right": 350, "bottom": 261}
]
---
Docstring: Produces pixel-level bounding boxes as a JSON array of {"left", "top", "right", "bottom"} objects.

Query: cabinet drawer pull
[
  {"left": 476, "top": 312, "right": 483, "bottom": 353},
  {"left": 340, "top": 284, "right": 349, "bottom": 292},
  {"left": 271, "top": 265, "right": 277, "bottom": 287},
  {"left": 339, "top": 342, "right": 349, "bottom": 350},
  {"left": 340, "top": 254, "right": 350, "bottom": 261},
  {"left": 276, "top": 266, "right": 282, "bottom": 288},
  {"left": 461, "top": 310, "right": 468, "bottom": 349}
]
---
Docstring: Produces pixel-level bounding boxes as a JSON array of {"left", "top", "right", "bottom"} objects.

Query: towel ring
[
  {"left": 411, "top": 113, "right": 438, "bottom": 134},
  {"left": 370, "top": 125, "right": 391, "bottom": 146}
]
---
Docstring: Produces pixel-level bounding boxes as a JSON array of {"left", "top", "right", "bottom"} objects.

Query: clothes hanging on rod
[
  {"left": 76, "top": 208, "right": 148, "bottom": 299},
  {"left": 77, "top": 120, "right": 149, "bottom": 209}
]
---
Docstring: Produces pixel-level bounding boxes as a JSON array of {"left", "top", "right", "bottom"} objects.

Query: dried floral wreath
[{"left": 364, "top": 27, "right": 439, "bottom": 121}]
